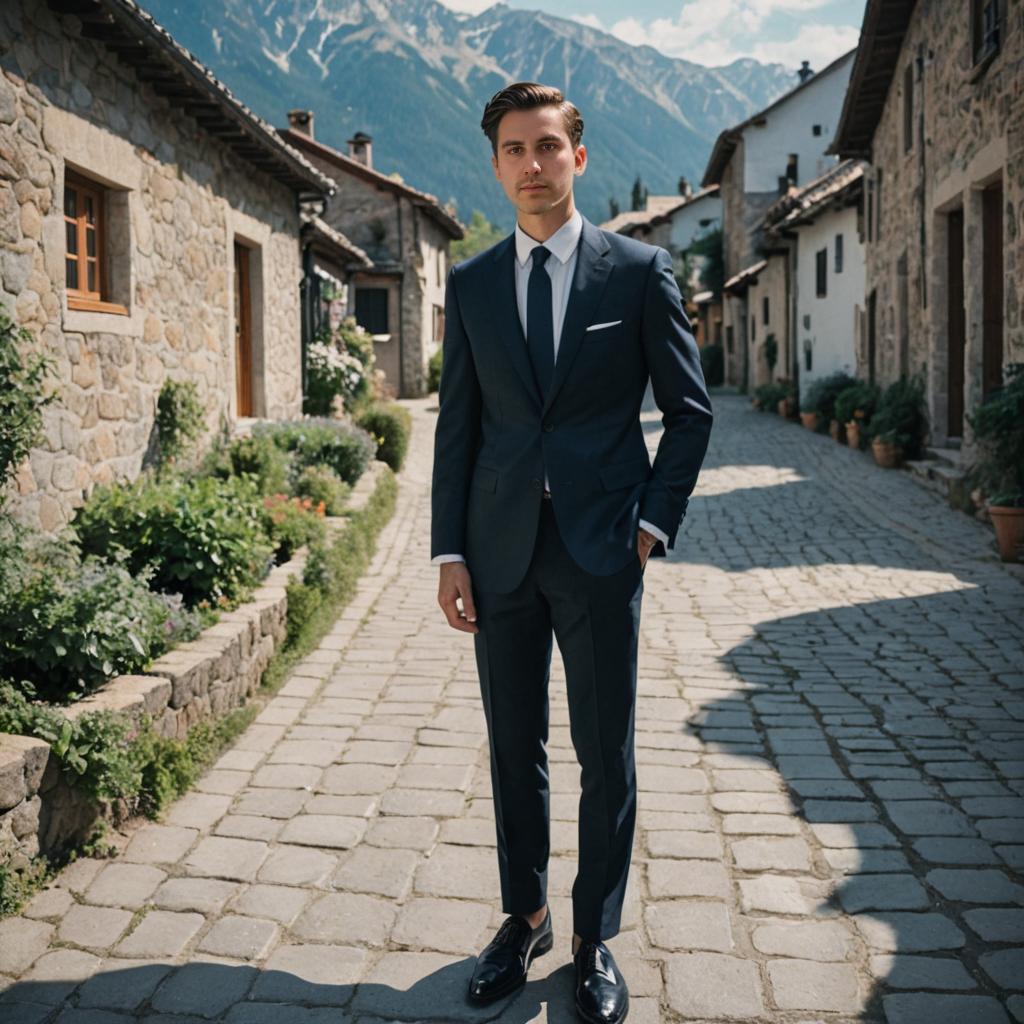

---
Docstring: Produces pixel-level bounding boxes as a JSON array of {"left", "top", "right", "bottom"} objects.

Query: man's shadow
[{"left": 1, "top": 956, "right": 580, "bottom": 1022}]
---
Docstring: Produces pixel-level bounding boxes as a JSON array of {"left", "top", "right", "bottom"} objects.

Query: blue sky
[{"left": 439, "top": 0, "right": 866, "bottom": 70}]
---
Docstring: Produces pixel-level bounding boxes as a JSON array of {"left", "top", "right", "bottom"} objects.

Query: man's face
[{"left": 491, "top": 105, "right": 586, "bottom": 218}]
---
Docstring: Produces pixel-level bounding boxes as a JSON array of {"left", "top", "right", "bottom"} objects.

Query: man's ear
[{"left": 574, "top": 144, "right": 587, "bottom": 176}]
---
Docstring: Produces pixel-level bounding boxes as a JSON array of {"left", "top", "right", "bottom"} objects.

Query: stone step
[{"left": 906, "top": 457, "right": 970, "bottom": 507}]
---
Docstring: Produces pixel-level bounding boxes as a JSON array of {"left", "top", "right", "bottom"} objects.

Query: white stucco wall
[
  {"left": 743, "top": 52, "right": 855, "bottom": 193},
  {"left": 669, "top": 193, "right": 722, "bottom": 252},
  {"left": 794, "top": 203, "right": 864, "bottom": 390}
]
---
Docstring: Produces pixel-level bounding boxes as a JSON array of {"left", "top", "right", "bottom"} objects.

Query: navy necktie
[{"left": 527, "top": 246, "right": 555, "bottom": 399}]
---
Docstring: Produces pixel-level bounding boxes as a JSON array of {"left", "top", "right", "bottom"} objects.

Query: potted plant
[
  {"left": 835, "top": 381, "right": 880, "bottom": 451},
  {"left": 968, "top": 364, "right": 1024, "bottom": 562},
  {"left": 867, "top": 376, "right": 928, "bottom": 468},
  {"left": 776, "top": 378, "right": 797, "bottom": 419}
]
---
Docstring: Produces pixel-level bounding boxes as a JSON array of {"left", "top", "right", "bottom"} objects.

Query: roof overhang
[
  {"left": 830, "top": 0, "right": 918, "bottom": 158},
  {"left": 302, "top": 217, "right": 373, "bottom": 275},
  {"left": 724, "top": 259, "right": 768, "bottom": 294},
  {"left": 46, "top": 0, "right": 334, "bottom": 198}
]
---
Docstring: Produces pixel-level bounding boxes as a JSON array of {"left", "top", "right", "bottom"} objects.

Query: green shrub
[
  {"left": 261, "top": 494, "right": 327, "bottom": 563},
  {"left": 254, "top": 419, "right": 375, "bottom": 485},
  {"left": 356, "top": 403, "right": 412, "bottom": 472},
  {"left": 0, "top": 542, "right": 199, "bottom": 701},
  {"left": 753, "top": 382, "right": 787, "bottom": 412},
  {"left": 206, "top": 433, "right": 292, "bottom": 496},
  {"left": 74, "top": 473, "right": 273, "bottom": 607},
  {"left": 293, "top": 465, "right": 350, "bottom": 515},
  {"left": 285, "top": 578, "right": 322, "bottom": 639},
  {"left": 0, "top": 309, "right": 55, "bottom": 493},
  {"left": 834, "top": 381, "right": 880, "bottom": 427},
  {"left": 156, "top": 378, "right": 204, "bottom": 466},
  {"left": 304, "top": 317, "right": 376, "bottom": 416},
  {"left": 968, "top": 362, "right": 1024, "bottom": 506},
  {"left": 0, "top": 681, "right": 143, "bottom": 803},
  {"left": 800, "top": 371, "right": 859, "bottom": 422},
  {"left": 427, "top": 348, "right": 443, "bottom": 393},
  {"left": 699, "top": 343, "right": 724, "bottom": 387},
  {"left": 867, "top": 375, "right": 928, "bottom": 457}
]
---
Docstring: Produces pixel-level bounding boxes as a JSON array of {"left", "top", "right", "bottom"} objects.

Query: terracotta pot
[
  {"left": 780, "top": 396, "right": 796, "bottom": 418},
  {"left": 988, "top": 506, "right": 1024, "bottom": 563},
  {"left": 800, "top": 411, "right": 819, "bottom": 431},
  {"left": 872, "top": 437, "right": 904, "bottom": 468},
  {"left": 751, "top": 398, "right": 760, "bottom": 409},
  {"left": 829, "top": 419, "right": 842, "bottom": 442},
  {"left": 845, "top": 421, "right": 861, "bottom": 449}
]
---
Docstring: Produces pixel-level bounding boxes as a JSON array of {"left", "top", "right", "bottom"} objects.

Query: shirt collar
[{"left": 515, "top": 208, "right": 583, "bottom": 267}]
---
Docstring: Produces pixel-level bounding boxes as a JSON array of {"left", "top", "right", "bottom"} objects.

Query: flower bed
[{"left": 0, "top": 460, "right": 392, "bottom": 889}]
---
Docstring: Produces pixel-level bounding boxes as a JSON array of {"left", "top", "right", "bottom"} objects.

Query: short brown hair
[{"left": 480, "top": 82, "right": 584, "bottom": 155}]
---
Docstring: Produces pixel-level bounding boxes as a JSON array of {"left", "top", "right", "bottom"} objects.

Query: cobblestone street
[{"left": 2, "top": 392, "right": 1023, "bottom": 1023}]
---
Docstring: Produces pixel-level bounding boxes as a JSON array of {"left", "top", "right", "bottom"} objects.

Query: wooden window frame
[
  {"left": 971, "top": 0, "right": 1001, "bottom": 75},
  {"left": 64, "top": 170, "right": 127, "bottom": 316},
  {"left": 816, "top": 248, "right": 828, "bottom": 298}
]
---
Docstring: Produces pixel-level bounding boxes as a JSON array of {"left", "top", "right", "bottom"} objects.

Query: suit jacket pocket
[
  {"left": 471, "top": 465, "right": 499, "bottom": 493},
  {"left": 599, "top": 457, "right": 651, "bottom": 491}
]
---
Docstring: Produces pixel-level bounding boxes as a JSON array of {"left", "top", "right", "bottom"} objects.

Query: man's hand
[
  {"left": 438, "top": 562, "right": 479, "bottom": 633},
  {"left": 638, "top": 528, "right": 658, "bottom": 569}
]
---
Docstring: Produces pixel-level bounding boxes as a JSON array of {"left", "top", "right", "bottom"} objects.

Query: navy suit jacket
[{"left": 431, "top": 214, "right": 713, "bottom": 595}]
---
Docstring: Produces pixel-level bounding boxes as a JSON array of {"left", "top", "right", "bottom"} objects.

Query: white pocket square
[{"left": 586, "top": 320, "right": 623, "bottom": 332}]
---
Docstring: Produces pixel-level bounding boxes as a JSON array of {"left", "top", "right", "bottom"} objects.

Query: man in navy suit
[{"left": 431, "top": 82, "right": 712, "bottom": 1023}]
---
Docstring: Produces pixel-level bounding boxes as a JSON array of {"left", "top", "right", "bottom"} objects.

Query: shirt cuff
[
  {"left": 638, "top": 519, "right": 669, "bottom": 545},
  {"left": 432, "top": 554, "right": 466, "bottom": 565}
]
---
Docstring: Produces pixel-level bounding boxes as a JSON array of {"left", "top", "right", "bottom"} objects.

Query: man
[{"left": 431, "top": 82, "right": 712, "bottom": 1024}]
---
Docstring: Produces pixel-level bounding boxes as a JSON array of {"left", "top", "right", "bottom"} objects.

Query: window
[
  {"left": 763, "top": 296, "right": 770, "bottom": 324},
  {"left": 726, "top": 325, "right": 734, "bottom": 352},
  {"left": 875, "top": 169, "right": 884, "bottom": 240},
  {"left": 354, "top": 287, "right": 389, "bottom": 335},
  {"left": 64, "top": 171, "right": 125, "bottom": 314},
  {"left": 812, "top": 124, "right": 822, "bottom": 137},
  {"left": 816, "top": 249, "right": 827, "bottom": 297},
  {"left": 750, "top": 316, "right": 756, "bottom": 341},
  {"left": 972, "top": 0, "right": 1002, "bottom": 65},
  {"left": 432, "top": 303, "right": 445, "bottom": 342},
  {"left": 835, "top": 233, "right": 844, "bottom": 274},
  {"left": 903, "top": 63, "right": 914, "bottom": 152}
]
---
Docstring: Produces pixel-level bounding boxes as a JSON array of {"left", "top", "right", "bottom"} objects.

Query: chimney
[
  {"left": 288, "top": 109, "right": 314, "bottom": 137},
  {"left": 348, "top": 131, "right": 373, "bottom": 168},
  {"left": 797, "top": 60, "right": 813, "bottom": 83},
  {"left": 678, "top": 175, "right": 693, "bottom": 198}
]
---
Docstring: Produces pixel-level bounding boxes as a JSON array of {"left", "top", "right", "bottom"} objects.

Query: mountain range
[{"left": 139, "top": 0, "right": 800, "bottom": 226}]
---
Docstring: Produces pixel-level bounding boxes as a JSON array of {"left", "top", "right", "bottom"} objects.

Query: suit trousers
[{"left": 472, "top": 498, "right": 643, "bottom": 942}]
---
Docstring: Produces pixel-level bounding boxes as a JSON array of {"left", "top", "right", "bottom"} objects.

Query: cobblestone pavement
[{"left": 2, "top": 392, "right": 1023, "bottom": 1024}]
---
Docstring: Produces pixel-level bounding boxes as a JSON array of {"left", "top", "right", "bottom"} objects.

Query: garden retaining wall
[{"left": 0, "top": 460, "right": 383, "bottom": 868}]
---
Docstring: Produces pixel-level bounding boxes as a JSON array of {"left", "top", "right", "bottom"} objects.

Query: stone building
[
  {"left": 762, "top": 160, "right": 867, "bottom": 394},
  {"left": 832, "top": 0, "right": 1022, "bottom": 454},
  {"left": 0, "top": 0, "right": 336, "bottom": 533},
  {"left": 703, "top": 50, "right": 856, "bottom": 391},
  {"left": 280, "top": 112, "right": 464, "bottom": 398}
]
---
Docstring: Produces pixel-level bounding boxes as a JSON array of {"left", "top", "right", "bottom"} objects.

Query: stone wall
[
  {"left": 863, "top": 0, "right": 1023, "bottom": 447},
  {"left": 746, "top": 253, "right": 791, "bottom": 390},
  {"left": 0, "top": 0, "right": 305, "bottom": 534}
]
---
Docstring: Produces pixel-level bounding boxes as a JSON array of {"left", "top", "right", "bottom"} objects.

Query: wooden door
[
  {"left": 234, "top": 242, "right": 253, "bottom": 417},
  {"left": 981, "top": 181, "right": 1004, "bottom": 398},
  {"left": 947, "top": 208, "right": 965, "bottom": 437},
  {"left": 867, "top": 289, "right": 877, "bottom": 385}
]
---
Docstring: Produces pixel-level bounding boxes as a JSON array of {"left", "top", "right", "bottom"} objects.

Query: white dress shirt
[{"left": 433, "top": 209, "right": 667, "bottom": 565}]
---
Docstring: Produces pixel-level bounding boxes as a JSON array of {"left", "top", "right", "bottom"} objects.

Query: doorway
[
  {"left": 946, "top": 208, "right": 965, "bottom": 438},
  {"left": 981, "top": 180, "right": 1004, "bottom": 398},
  {"left": 234, "top": 241, "right": 254, "bottom": 417}
]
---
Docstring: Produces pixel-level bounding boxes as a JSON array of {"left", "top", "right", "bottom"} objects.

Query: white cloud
[
  {"left": 571, "top": 13, "right": 604, "bottom": 29},
  {"left": 608, "top": 0, "right": 859, "bottom": 68}
]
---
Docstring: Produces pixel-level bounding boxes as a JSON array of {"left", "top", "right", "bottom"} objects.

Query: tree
[
  {"left": 630, "top": 175, "right": 648, "bottom": 212},
  {"left": 450, "top": 211, "right": 505, "bottom": 262},
  {"left": 688, "top": 227, "right": 725, "bottom": 298},
  {"left": 608, "top": 197, "right": 620, "bottom": 219}
]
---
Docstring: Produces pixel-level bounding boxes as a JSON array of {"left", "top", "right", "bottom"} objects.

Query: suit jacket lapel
[
  {"left": 491, "top": 233, "right": 542, "bottom": 405},
  {"left": 543, "top": 217, "right": 613, "bottom": 415}
]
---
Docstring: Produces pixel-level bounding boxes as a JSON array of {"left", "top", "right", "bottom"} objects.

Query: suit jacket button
[
  {"left": 543, "top": 421, "right": 554, "bottom": 432},
  {"left": 531, "top": 478, "right": 542, "bottom": 491}
]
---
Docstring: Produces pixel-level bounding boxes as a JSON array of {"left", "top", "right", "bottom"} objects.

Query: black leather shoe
[
  {"left": 574, "top": 940, "right": 629, "bottom": 1023},
  {"left": 466, "top": 909, "right": 553, "bottom": 1004}
]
